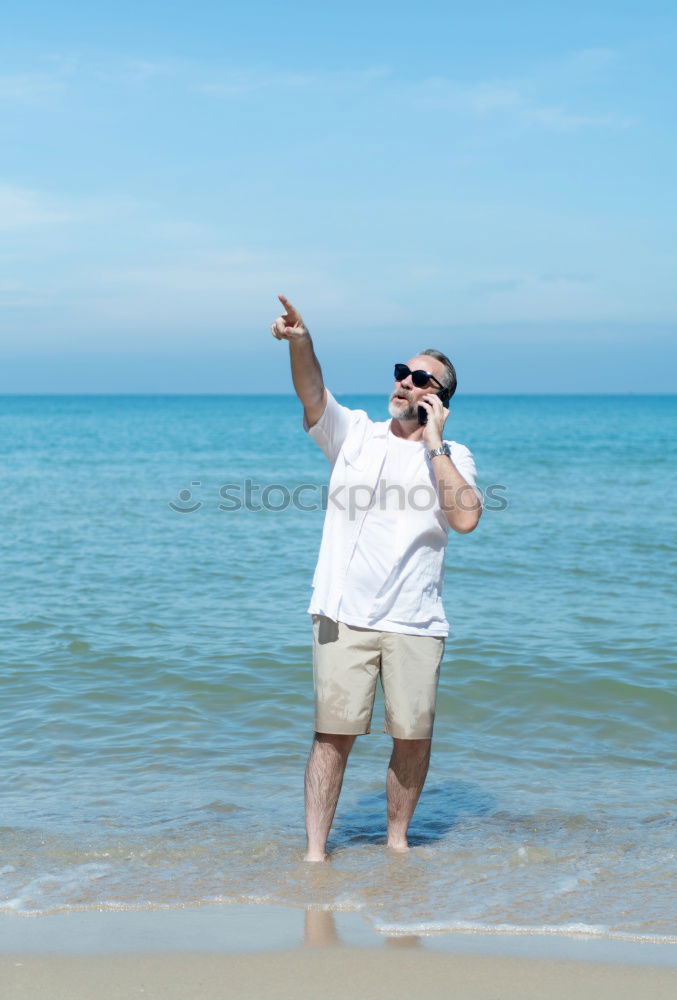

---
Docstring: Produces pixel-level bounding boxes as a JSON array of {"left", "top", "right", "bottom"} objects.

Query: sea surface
[{"left": 1, "top": 393, "right": 675, "bottom": 943}]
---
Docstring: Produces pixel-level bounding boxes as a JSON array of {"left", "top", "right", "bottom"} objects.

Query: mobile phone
[{"left": 419, "top": 387, "right": 451, "bottom": 425}]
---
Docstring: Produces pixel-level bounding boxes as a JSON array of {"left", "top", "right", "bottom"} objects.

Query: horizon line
[{"left": 1, "top": 391, "right": 675, "bottom": 398}]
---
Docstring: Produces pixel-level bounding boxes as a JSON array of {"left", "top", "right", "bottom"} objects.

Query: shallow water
[{"left": 1, "top": 393, "right": 675, "bottom": 940}]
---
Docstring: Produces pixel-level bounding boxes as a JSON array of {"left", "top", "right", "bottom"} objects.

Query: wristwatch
[{"left": 427, "top": 443, "right": 451, "bottom": 460}]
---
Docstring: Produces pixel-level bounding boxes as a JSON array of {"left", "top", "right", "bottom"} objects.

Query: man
[{"left": 271, "top": 294, "right": 483, "bottom": 862}]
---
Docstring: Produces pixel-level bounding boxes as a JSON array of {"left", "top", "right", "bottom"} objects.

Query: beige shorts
[{"left": 312, "top": 614, "right": 445, "bottom": 740}]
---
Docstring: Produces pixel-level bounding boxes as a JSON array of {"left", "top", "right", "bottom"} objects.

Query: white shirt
[{"left": 303, "top": 389, "right": 483, "bottom": 637}]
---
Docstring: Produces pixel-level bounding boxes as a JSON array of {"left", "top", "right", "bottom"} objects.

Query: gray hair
[{"left": 419, "top": 348, "right": 457, "bottom": 402}]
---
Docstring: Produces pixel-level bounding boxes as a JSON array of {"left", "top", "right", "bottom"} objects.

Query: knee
[
  {"left": 315, "top": 732, "right": 357, "bottom": 757},
  {"left": 392, "top": 737, "right": 431, "bottom": 758}
]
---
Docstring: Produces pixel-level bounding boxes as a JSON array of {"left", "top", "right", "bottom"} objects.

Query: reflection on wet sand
[
  {"left": 304, "top": 908, "right": 340, "bottom": 947},
  {"left": 303, "top": 908, "right": 421, "bottom": 949}
]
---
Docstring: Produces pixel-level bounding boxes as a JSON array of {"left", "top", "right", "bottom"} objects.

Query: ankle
[{"left": 303, "top": 849, "right": 329, "bottom": 863}]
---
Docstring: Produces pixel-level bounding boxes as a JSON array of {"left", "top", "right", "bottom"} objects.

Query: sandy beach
[
  {"left": 4, "top": 946, "right": 677, "bottom": 1000},
  {"left": 2, "top": 905, "right": 676, "bottom": 1000}
]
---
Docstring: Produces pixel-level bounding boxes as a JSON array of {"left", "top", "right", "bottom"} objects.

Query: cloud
[
  {"left": 0, "top": 236, "right": 410, "bottom": 348},
  {"left": 192, "top": 57, "right": 627, "bottom": 131},
  {"left": 0, "top": 182, "right": 143, "bottom": 234},
  {"left": 410, "top": 77, "right": 632, "bottom": 131},
  {"left": 521, "top": 104, "right": 632, "bottom": 130},
  {"left": 88, "top": 247, "right": 405, "bottom": 330},
  {"left": 196, "top": 65, "right": 389, "bottom": 99},
  {"left": 92, "top": 58, "right": 181, "bottom": 86},
  {"left": 403, "top": 45, "right": 632, "bottom": 131},
  {"left": 0, "top": 277, "right": 41, "bottom": 308},
  {"left": 0, "top": 51, "right": 629, "bottom": 134},
  {"left": 464, "top": 278, "right": 524, "bottom": 297},
  {"left": 540, "top": 272, "right": 596, "bottom": 285},
  {"left": 0, "top": 72, "right": 64, "bottom": 104},
  {"left": 0, "top": 184, "right": 74, "bottom": 230},
  {"left": 545, "top": 47, "right": 620, "bottom": 78}
]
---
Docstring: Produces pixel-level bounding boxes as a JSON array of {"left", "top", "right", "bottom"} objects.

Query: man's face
[{"left": 388, "top": 355, "right": 448, "bottom": 421}]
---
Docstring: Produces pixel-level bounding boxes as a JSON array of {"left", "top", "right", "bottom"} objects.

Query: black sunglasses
[{"left": 394, "top": 363, "right": 444, "bottom": 391}]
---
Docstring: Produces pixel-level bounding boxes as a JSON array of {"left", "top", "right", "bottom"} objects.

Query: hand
[
  {"left": 419, "top": 393, "right": 449, "bottom": 447},
  {"left": 271, "top": 294, "right": 309, "bottom": 341}
]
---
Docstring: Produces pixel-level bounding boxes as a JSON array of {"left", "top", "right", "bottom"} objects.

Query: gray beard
[{"left": 388, "top": 398, "right": 418, "bottom": 421}]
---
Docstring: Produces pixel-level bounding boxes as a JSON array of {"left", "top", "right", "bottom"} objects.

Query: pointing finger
[{"left": 278, "top": 293, "right": 301, "bottom": 322}]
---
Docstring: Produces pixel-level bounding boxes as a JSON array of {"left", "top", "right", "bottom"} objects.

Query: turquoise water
[{"left": 1, "top": 394, "right": 675, "bottom": 941}]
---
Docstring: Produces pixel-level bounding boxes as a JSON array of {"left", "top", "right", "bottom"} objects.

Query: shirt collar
[
  {"left": 377, "top": 419, "right": 427, "bottom": 444},
  {"left": 372, "top": 419, "right": 391, "bottom": 438}
]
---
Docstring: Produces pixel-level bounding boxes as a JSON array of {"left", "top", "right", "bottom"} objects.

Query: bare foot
[
  {"left": 386, "top": 841, "right": 410, "bottom": 853},
  {"left": 303, "top": 850, "right": 329, "bottom": 863}
]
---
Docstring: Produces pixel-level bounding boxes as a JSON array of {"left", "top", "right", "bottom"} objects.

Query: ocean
[{"left": 1, "top": 393, "right": 675, "bottom": 943}]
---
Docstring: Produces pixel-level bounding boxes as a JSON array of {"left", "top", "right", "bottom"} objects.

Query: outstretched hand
[{"left": 271, "top": 294, "right": 308, "bottom": 341}]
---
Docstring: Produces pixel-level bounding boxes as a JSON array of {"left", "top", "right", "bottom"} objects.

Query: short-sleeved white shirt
[{"left": 303, "top": 390, "right": 483, "bottom": 637}]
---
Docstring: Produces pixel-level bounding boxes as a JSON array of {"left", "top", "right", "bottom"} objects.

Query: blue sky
[{"left": 1, "top": 0, "right": 675, "bottom": 393}]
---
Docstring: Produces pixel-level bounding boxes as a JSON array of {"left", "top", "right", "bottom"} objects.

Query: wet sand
[
  {"left": 2, "top": 904, "right": 676, "bottom": 1000},
  {"left": 3, "top": 947, "right": 677, "bottom": 1000}
]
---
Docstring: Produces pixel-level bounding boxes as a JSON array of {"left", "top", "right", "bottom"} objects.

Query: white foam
[
  {"left": 0, "top": 897, "right": 25, "bottom": 913},
  {"left": 553, "top": 875, "right": 582, "bottom": 894},
  {"left": 373, "top": 920, "right": 677, "bottom": 945},
  {"left": 307, "top": 899, "right": 365, "bottom": 912}
]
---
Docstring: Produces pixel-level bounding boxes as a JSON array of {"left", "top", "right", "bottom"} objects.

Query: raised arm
[{"left": 271, "top": 294, "right": 327, "bottom": 427}]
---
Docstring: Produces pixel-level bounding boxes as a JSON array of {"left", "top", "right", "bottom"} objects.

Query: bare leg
[
  {"left": 304, "top": 732, "right": 357, "bottom": 862},
  {"left": 386, "top": 737, "right": 432, "bottom": 852}
]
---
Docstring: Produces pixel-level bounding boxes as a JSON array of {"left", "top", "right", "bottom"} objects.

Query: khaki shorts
[{"left": 312, "top": 614, "right": 445, "bottom": 740}]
